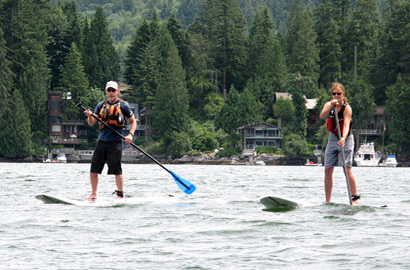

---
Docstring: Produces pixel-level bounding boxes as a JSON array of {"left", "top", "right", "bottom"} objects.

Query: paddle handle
[
  {"left": 77, "top": 102, "right": 170, "bottom": 173},
  {"left": 333, "top": 105, "right": 353, "bottom": 205}
]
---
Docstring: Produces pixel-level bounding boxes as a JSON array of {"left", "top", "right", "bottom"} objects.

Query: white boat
[
  {"left": 55, "top": 153, "right": 67, "bottom": 163},
  {"left": 384, "top": 155, "right": 398, "bottom": 167},
  {"left": 255, "top": 160, "right": 266, "bottom": 166},
  {"left": 354, "top": 142, "right": 381, "bottom": 167}
]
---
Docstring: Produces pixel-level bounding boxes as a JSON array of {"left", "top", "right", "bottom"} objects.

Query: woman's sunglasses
[
  {"left": 332, "top": 92, "right": 342, "bottom": 96},
  {"left": 106, "top": 88, "right": 117, "bottom": 92}
]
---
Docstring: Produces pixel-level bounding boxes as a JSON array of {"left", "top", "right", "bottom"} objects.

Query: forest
[{"left": 0, "top": 0, "right": 409, "bottom": 160}]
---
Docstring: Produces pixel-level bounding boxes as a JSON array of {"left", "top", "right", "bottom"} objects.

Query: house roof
[
  {"left": 275, "top": 92, "right": 317, "bottom": 110},
  {"left": 237, "top": 122, "right": 281, "bottom": 130}
]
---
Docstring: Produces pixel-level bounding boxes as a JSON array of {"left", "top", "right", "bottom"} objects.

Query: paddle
[
  {"left": 333, "top": 105, "right": 353, "bottom": 205},
  {"left": 77, "top": 102, "right": 196, "bottom": 195}
]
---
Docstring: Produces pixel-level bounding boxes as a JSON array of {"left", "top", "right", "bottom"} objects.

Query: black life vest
[
  {"left": 98, "top": 99, "right": 125, "bottom": 130},
  {"left": 326, "top": 102, "right": 352, "bottom": 136}
]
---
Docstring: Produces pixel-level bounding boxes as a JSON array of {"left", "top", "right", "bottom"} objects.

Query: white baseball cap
[{"left": 105, "top": 81, "right": 119, "bottom": 91}]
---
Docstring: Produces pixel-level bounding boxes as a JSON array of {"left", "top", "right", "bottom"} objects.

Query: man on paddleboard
[
  {"left": 320, "top": 82, "right": 360, "bottom": 205},
  {"left": 83, "top": 81, "right": 137, "bottom": 199}
]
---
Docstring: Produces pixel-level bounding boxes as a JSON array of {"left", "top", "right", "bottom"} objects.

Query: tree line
[{"left": 0, "top": 0, "right": 408, "bottom": 159}]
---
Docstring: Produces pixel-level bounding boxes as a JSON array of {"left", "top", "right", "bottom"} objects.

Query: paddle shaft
[
  {"left": 333, "top": 105, "right": 353, "bottom": 205},
  {"left": 77, "top": 102, "right": 173, "bottom": 174}
]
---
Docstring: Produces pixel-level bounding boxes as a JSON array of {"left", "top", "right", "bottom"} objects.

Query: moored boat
[
  {"left": 384, "top": 155, "right": 398, "bottom": 167},
  {"left": 354, "top": 142, "right": 381, "bottom": 167},
  {"left": 55, "top": 153, "right": 67, "bottom": 163}
]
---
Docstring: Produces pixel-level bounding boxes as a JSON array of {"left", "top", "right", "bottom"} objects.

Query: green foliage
[
  {"left": 198, "top": 0, "right": 249, "bottom": 92},
  {"left": 82, "top": 6, "right": 120, "bottom": 88},
  {"left": 153, "top": 43, "right": 190, "bottom": 144},
  {"left": 215, "top": 147, "right": 241, "bottom": 157},
  {"left": 273, "top": 97, "right": 297, "bottom": 134},
  {"left": 215, "top": 86, "right": 242, "bottom": 133},
  {"left": 0, "top": 29, "right": 14, "bottom": 122},
  {"left": 347, "top": 77, "right": 376, "bottom": 131},
  {"left": 59, "top": 43, "right": 90, "bottom": 119},
  {"left": 282, "top": 134, "right": 313, "bottom": 158},
  {"left": 1, "top": 0, "right": 408, "bottom": 158},
  {"left": 256, "top": 146, "right": 279, "bottom": 154},
  {"left": 386, "top": 75, "right": 410, "bottom": 154},
  {"left": 286, "top": 1, "right": 320, "bottom": 83},
  {"left": 188, "top": 121, "right": 219, "bottom": 152},
  {"left": 166, "top": 131, "right": 192, "bottom": 158},
  {"left": 0, "top": 89, "right": 33, "bottom": 158}
]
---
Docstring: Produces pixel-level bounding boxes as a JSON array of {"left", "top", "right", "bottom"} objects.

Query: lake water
[{"left": 1, "top": 163, "right": 409, "bottom": 269}]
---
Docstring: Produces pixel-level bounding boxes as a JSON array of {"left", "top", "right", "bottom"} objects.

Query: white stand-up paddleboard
[
  {"left": 35, "top": 193, "right": 180, "bottom": 207},
  {"left": 260, "top": 196, "right": 300, "bottom": 212}
]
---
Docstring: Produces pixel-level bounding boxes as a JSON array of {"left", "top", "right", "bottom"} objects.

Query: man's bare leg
[{"left": 88, "top": 172, "right": 99, "bottom": 200}]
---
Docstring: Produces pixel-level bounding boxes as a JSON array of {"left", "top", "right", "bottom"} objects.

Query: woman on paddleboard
[{"left": 320, "top": 82, "right": 360, "bottom": 205}]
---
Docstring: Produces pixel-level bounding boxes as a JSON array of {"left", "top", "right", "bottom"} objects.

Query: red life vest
[
  {"left": 98, "top": 99, "right": 125, "bottom": 130},
  {"left": 326, "top": 102, "right": 352, "bottom": 136}
]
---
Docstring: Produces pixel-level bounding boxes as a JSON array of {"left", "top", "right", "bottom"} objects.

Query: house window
[
  {"left": 52, "top": 125, "right": 61, "bottom": 132},
  {"left": 256, "top": 130, "right": 263, "bottom": 137}
]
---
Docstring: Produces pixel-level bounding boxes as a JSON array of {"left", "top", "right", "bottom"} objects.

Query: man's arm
[{"left": 124, "top": 115, "right": 137, "bottom": 144}]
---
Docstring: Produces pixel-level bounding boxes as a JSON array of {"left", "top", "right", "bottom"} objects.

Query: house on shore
[{"left": 237, "top": 122, "right": 283, "bottom": 155}]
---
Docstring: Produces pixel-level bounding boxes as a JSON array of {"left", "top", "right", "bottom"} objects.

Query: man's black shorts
[{"left": 90, "top": 140, "right": 122, "bottom": 175}]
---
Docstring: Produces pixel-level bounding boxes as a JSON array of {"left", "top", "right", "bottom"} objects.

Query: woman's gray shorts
[{"left": 324, "top": 133, "right": 354, "bottom": 168}]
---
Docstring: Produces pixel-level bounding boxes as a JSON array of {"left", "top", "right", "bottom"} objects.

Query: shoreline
[{"left": 1, "top": 154, "right": 408, "bottom": 167}]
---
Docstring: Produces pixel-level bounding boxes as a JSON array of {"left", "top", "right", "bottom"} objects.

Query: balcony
[{"left": 45, "top": 136, "right": 88, "bottom": 145}]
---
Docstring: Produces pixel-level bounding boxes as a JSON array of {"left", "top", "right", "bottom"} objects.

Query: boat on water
[
  {"left": 354, "top": 142, "right": 381, "bottom": 167},
  {"left": 383, "top": 155, "right": 398, "bottom": 167},
  {"left": 304, "top": 159, "right": 322, "bottom": 166},
  {"left": 55, "top": 153, "right": 67, "bottom": 163},
  {"left": 255, "top": 160, "right": 266, "bottom": 166}
]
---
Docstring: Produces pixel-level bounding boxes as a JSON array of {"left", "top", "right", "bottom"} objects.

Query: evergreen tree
[
  {"left": 286, "top": 4, "right": 319, "bottom": 84},
  {"left": 48, "top": 0, "right": 84, "bottom": 89},
  {"left": 286, "top": 75, "right": 311, "bottom": 137},
  {"left": 347, "top": 77, "right": 376, "bottom": 147},
  {"left": 124, "top": 19, "right": 151, "bottom": 87},
  {"left": 248, "top": 7, "right": 276, "bottom": 79},
  {"left": 58, "top": 43, "right": 90, "bottom": 120},
  {"left": 167, "top": 13, "right": 192, "bottom": 73},
  {"left": 272, "top": 97, "right": 297, "bottom": 135},
  {"left": 153, "top": 43, "right": 190, "bottom": 148},
  {"left": 0, "top": 29, "right": 14, "bottom": 120},
  {"left": 47, "top": 6, "right": 70, "bottom": 90},
  {"left": 83, "top": 6, "right": 119, "bottom": 88},
  {"left": 198, "top": 0, "right": 248, "bottom": 97},
  {"left": 247, "top": 7, "right": 288, "bottom": 119},
  {"left": 0, "top": 29, "right": 15, "bottom": 155},
  {"left": 0, "top": 88, "right": 32, "bottom": 158},
  {"left": 131, "top": 41, "right": 160, "bottom": 109},
  {"left": 215, "top": 86, "right": 241, "bottom": 133},
  {"left": 344, "top": 0, "right": 379, "bottom": 83},
  {"left": 318, "top": 18, "right": 342, "bottom": 87},
  {"left": 386, "top": 75, "right": 410, "bottom": 155},
  {"left": 19, "top": 50, "right": 50, "bottom": 155},
  {"left": 373, "top": 0, "right": 409, "bottom": 103},
  {"left": 315, "top": 0, "right": 343, "bottom": 87}
]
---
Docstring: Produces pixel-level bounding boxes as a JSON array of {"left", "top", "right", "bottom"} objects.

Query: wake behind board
[{"left": 260, "top": 196, "right": 300, "bottom": 212}]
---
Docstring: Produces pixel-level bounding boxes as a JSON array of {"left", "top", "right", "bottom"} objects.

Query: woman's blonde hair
[{"left": 330, "top": 82, "right": 348, "bottom": 103}]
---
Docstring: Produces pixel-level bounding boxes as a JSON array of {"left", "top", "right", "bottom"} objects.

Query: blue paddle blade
[{"left": 169, "top": 170, "right": 196, "bottom": 195}]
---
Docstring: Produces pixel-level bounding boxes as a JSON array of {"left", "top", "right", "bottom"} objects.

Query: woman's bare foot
[{"left": 87, "top": 193, "right": 97, "bottom": 200}]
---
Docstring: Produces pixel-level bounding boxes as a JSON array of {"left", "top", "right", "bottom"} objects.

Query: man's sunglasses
[
  {"left": 332, "top": 92, "right": 342, "bottom": 96},
  {"left": 106, "top": 88, "right": 117, "bottom": 92}
]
